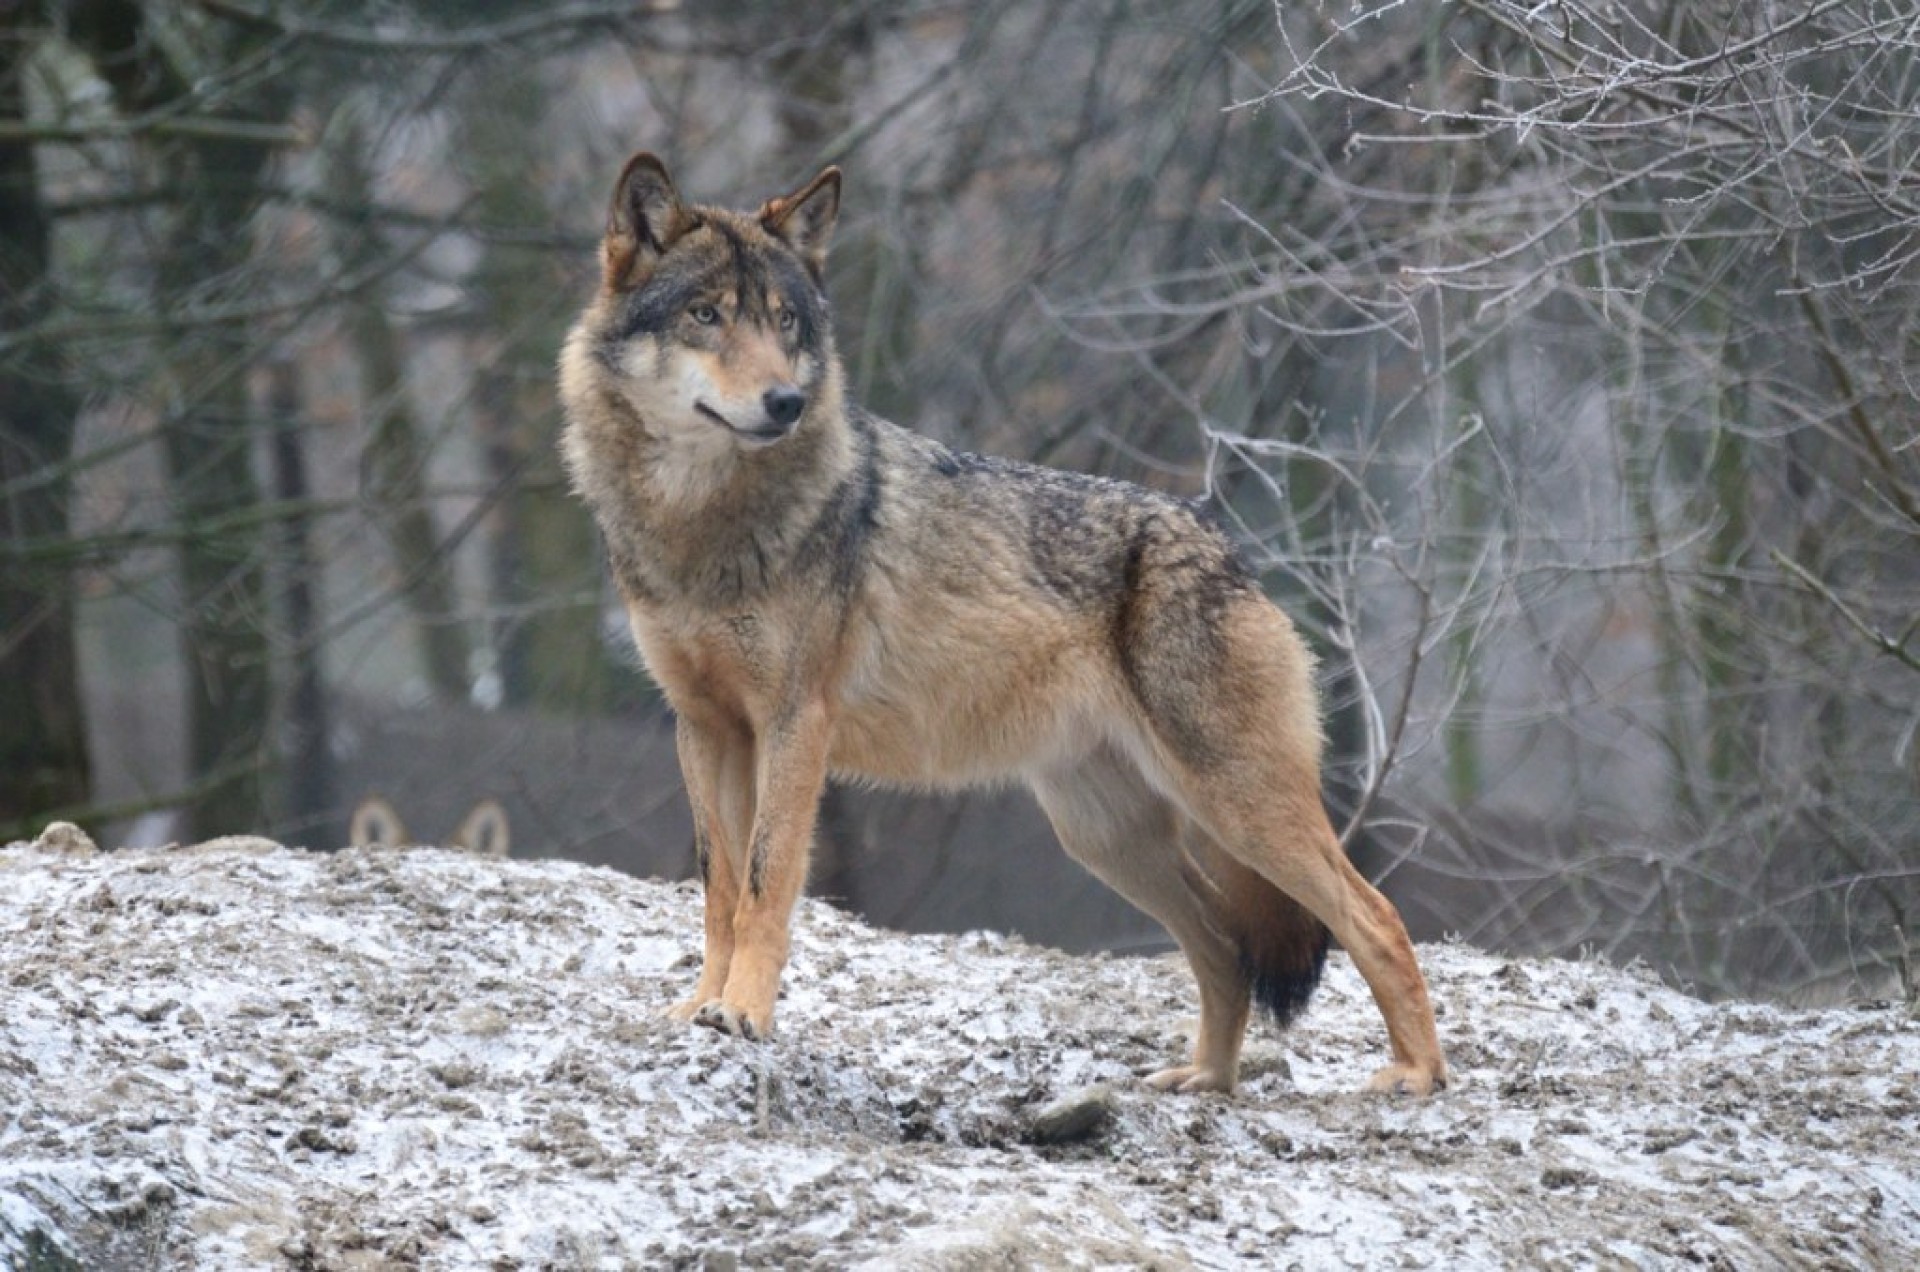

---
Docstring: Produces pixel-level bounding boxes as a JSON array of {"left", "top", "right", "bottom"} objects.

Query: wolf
[{"left": 558, "top": 153, "right": 1448, "bottom": 1095}]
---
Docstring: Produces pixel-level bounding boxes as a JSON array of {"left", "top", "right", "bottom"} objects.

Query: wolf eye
[
  {"left": 690, "top": 303, "right": 720, "bottom": 326},
  {"left": 777, "top": 309, "right": 798, "bottom": 332}
]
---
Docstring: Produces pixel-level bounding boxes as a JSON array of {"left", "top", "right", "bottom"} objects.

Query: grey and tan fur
[{"left": 558, "top": 152, "right": 1447, "bottom": 1095}]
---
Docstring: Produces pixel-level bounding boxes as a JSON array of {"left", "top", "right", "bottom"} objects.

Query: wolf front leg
[
  {"left": 667, "top": 712, "right": 756, "bottom": 1023},
  {"left": 696, "top": 697, "right": 835, "bottom": 1041}
]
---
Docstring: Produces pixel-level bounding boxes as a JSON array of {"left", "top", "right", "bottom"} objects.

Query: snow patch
[{"left": 2, "top": 838, "right": 1916, "bottom": 1268}]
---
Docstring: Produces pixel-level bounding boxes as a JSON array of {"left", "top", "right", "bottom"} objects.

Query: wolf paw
[
  {"left": 663, "top": 999, "right": 706, "bottom": 1023},
  {"left": 1143, "top": 1064, "right": 1235, "bottom": 1095},
  {"left": 691, "top": 999, "right": 769, "bottom": 1041},
  {"left": 1363, "top": 1061, "right": 1448, "bottom": 1097}
]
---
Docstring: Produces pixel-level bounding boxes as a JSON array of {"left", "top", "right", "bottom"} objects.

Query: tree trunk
[
  {"left": 267, "top": 360, "right": 334, "bottom": 841},
  {"left": 72, "top": 0, "right": 286, "bottom": 838},
  {"left": 476, "top": 366, "right": 619, "bottom": 710},
  {"left": 0, "top": 10, "right": 90, "bottom": 830},
  {"left": 330, "top": 118, "right": 471, "bottom": 701},
  {"left": 457, "top": 70, "right": 629, "bottom": 712}
]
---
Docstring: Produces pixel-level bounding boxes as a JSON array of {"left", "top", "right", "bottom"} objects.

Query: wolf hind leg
[
  {"left": 1161, "top": 745, "right": 1448, "bottom": 1095},
  {"left": 1032, "top": 745, "right": 1314, "bottom": 1094},
  {"left": 1124, "top": 590, "right": 1448, "bottom": 1095}
]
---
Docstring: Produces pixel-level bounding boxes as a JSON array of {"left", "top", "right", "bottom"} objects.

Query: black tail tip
[{"left": 1246, "top": 923, "right": 1331, "bottom": 1028}]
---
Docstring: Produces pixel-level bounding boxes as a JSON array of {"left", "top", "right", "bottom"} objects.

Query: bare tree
[
  {"left": 1068, "top": 0, "right": 1920, "bottom": 996},
  {"left": 5, "top": 0, "right": 1913, "bottom": 995}
]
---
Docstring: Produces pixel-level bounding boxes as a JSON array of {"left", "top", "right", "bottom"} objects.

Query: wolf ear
[
  {"left": 605, "top": 151, "right": 690, "bottom": 290},
  {"left": 349, "top": 796, "right": 407, "bottom": 848},
  {"left": 451, "top": 799, "right": 511, "bottom": 859},
  {"left": 759, "top": 166, "right": 841, "bottom": 280}
]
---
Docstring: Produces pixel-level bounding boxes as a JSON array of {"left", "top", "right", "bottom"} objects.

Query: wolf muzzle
[{"left": 695, "top": 388, "right": 806, "bottom": 446}]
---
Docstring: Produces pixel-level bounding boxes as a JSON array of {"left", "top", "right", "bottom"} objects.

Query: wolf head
[{"left": 567, "top": 153, "right": 842, "bottom": 453}]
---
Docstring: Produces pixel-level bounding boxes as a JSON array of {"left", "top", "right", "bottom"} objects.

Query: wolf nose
[{"left": 763, "top": 386, "right": 807, "bottom": 429}]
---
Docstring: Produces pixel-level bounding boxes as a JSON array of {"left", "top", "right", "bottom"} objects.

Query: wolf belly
[{"left": 826, "top": 579, "right": 1121, "bottom": 787}]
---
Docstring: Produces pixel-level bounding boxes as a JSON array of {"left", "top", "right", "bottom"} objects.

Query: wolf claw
[
  {"left": 1143, "top": 1064, "right": 1234, "bottom": 1095},
  {"left": 692, "top": 1000, "right": 764, "bottom": 1040},
  {"left": 1363, "top": 1061, "right": 1448, "bottom": 1097}
]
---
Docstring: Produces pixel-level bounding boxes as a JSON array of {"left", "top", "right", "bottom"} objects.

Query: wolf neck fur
[{"left": 576, "top": 377, "right": 856, "bottom": 609}]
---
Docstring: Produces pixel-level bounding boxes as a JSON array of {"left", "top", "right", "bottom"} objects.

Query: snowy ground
[{"left": 3, "top": 831, "right": 1916, "bottom": 1270}]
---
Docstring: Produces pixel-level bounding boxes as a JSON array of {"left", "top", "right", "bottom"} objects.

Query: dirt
[{"left": 3, "top": 831, "right": 1916, "bottom": 1269}]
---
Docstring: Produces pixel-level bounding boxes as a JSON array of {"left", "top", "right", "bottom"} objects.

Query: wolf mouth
[{"left": 695, "top": 399, "right": 788, "bottom": 445}]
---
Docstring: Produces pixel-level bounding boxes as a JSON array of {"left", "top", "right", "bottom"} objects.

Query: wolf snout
[{"left": 762, "top": 385, "right": 807, "bottom": 429}]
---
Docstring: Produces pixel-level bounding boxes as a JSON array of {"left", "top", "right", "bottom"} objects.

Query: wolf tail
[{"left": 1192, "top": 840, "right": 1330, "bottom": 1025}]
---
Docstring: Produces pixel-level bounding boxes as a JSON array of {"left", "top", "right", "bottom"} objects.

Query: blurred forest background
[{"left": 3, "top": 0, "right": 1916, "bottom": 1003}]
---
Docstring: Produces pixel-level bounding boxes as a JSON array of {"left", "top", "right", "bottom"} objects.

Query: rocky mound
[{"left": 3, "top": 834, "right": 1914, "bottom": 1268}]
